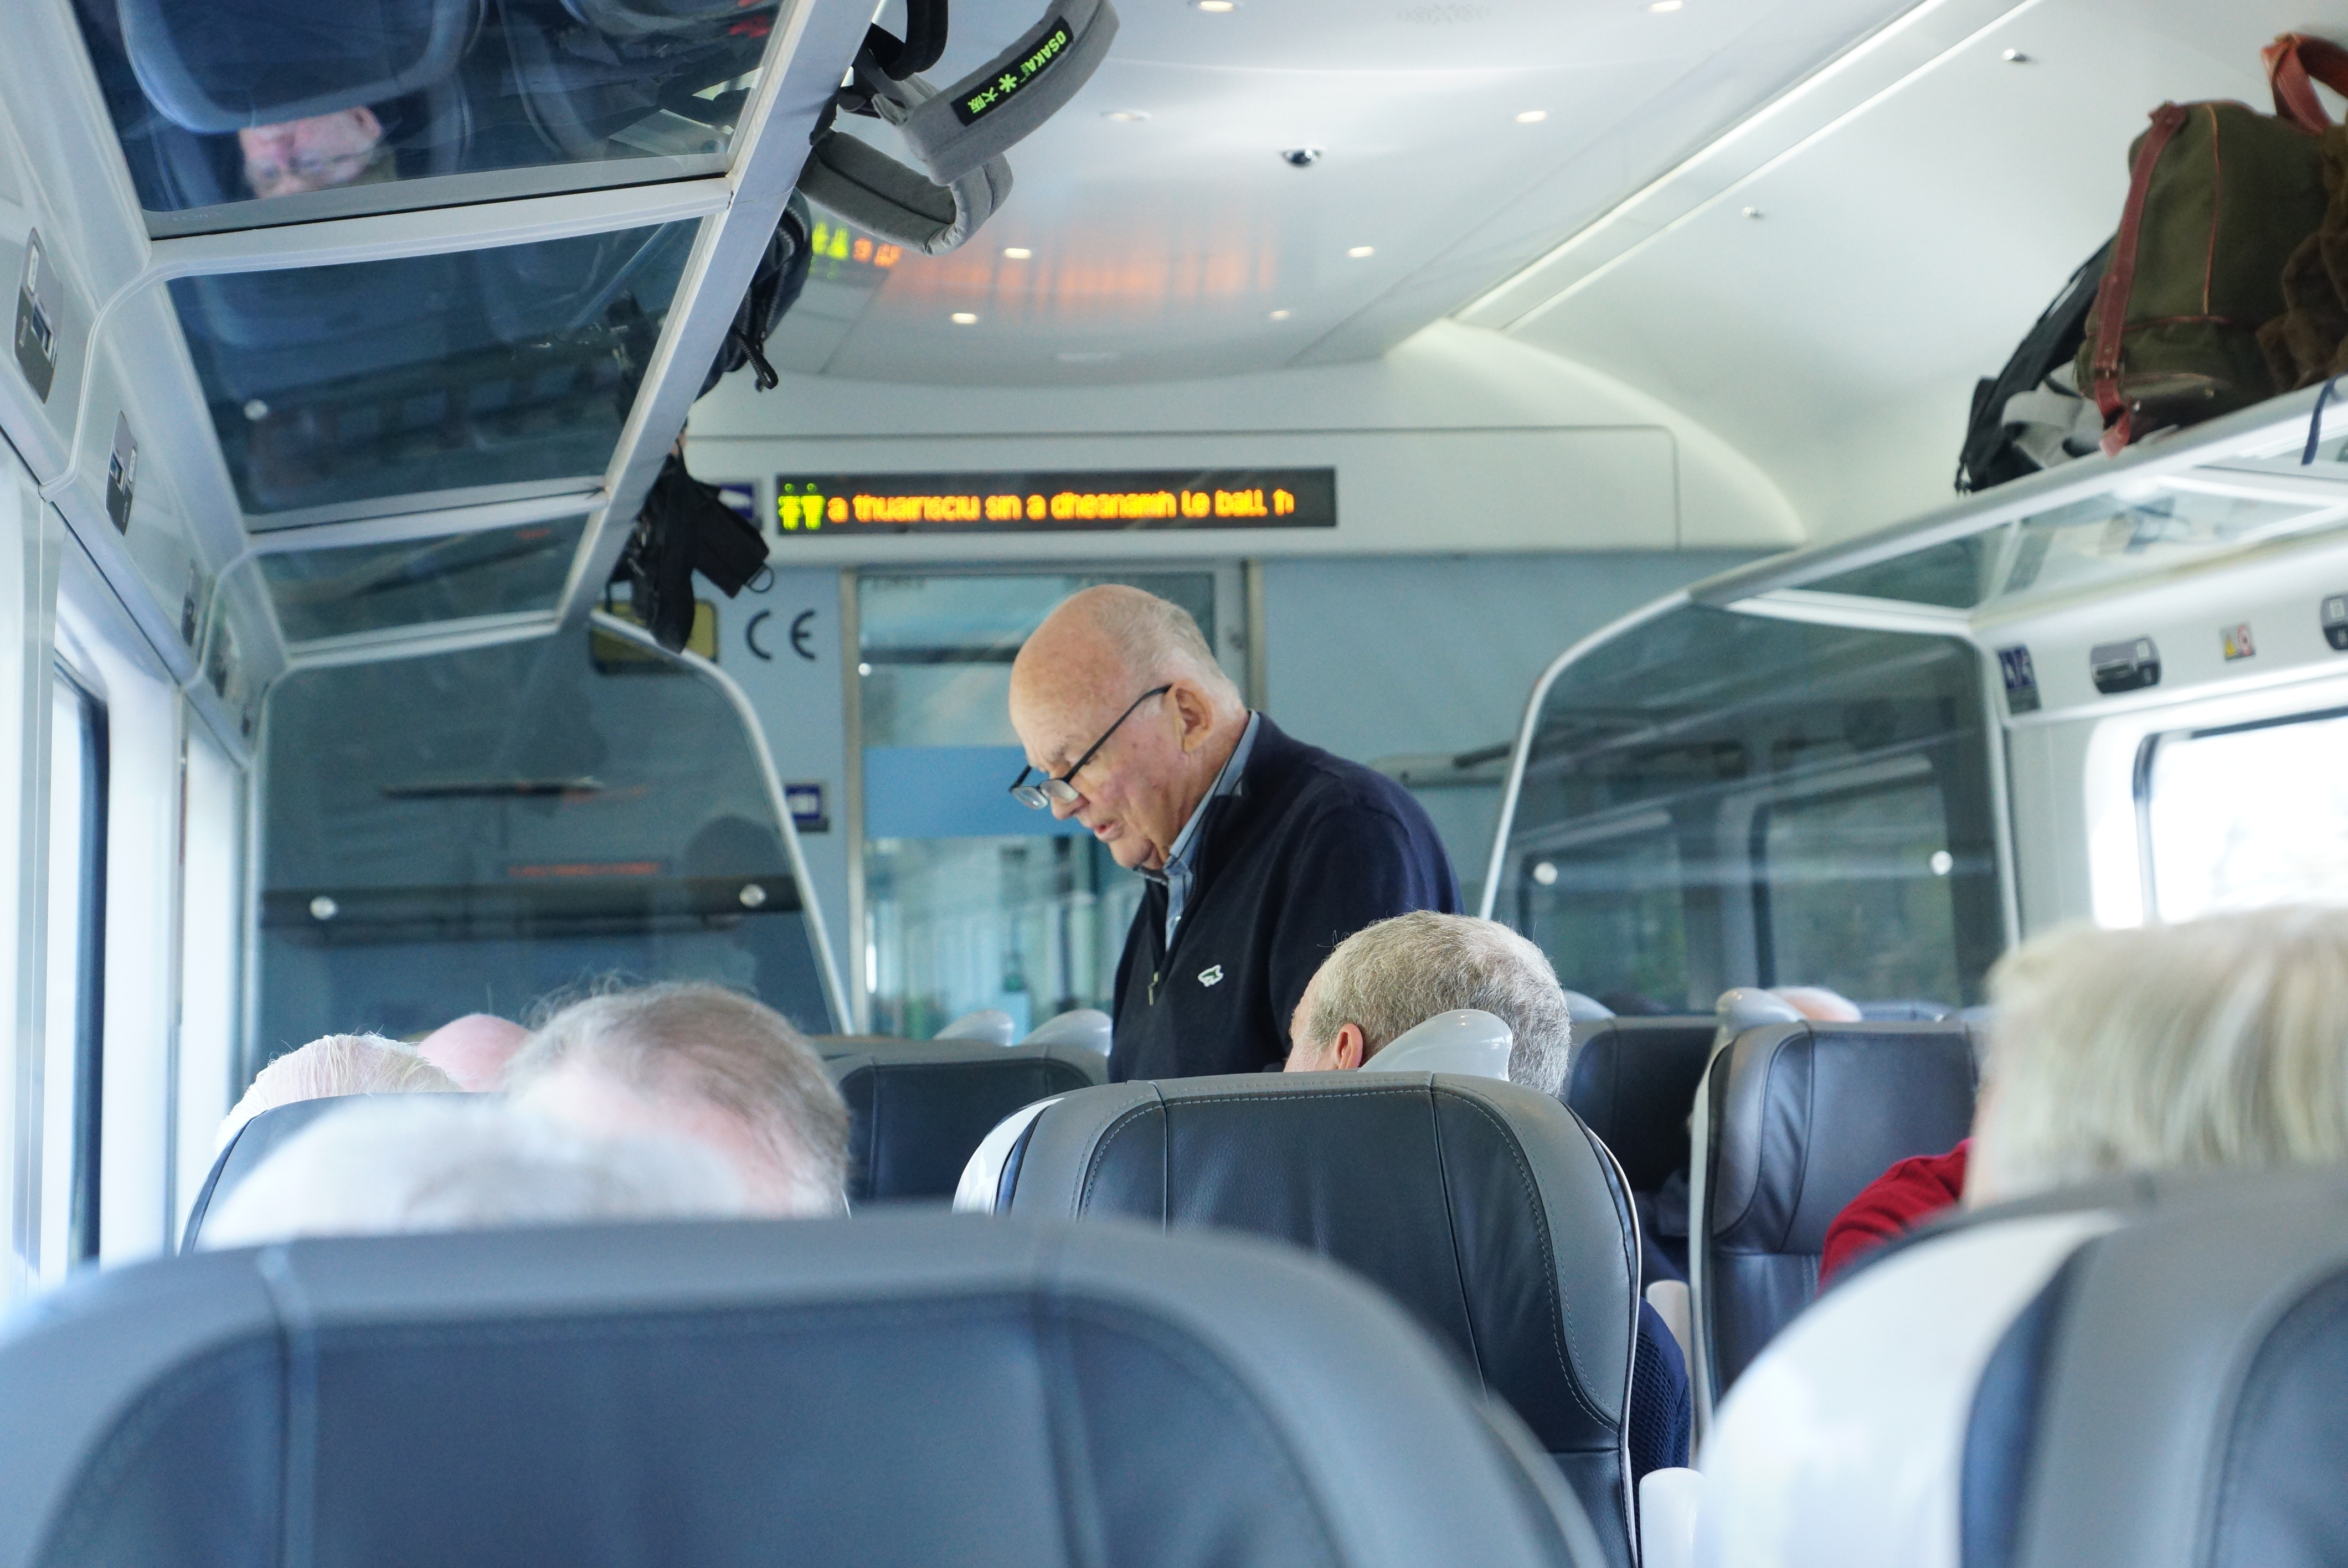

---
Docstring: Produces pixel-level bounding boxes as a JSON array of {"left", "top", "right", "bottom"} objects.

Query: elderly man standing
[{"left": 1008, "top": 585, "right": 1458, "bottom": 1081}]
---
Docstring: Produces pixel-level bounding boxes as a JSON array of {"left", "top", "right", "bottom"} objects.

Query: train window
[
  {"left": 39, "top": 670, "right": 106, "bottom": 1281},
  {"left": 255, "top": 623, "right": 832, "bottom": 1068},
  {"left": 856, "top": 572, "right": 1227, "bottom": 1037},
  {"left": 2140, "top": 706, "right": 2348, "bottom": 923},
  {"left": 168, "top": 223, "right": 699, "bottom": 521},
  {"left": 1500, "top": 605, "right": 2002, "bottom": 1011},
  {"left": 73, "top": 0, "right": 779, "bottom": 231},
  {"left": 258, "top": 517, "right": 589, "bottom": 646}
]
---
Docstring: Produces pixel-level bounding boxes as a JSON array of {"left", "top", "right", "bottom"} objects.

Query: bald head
[{"left": 1009, "top": 586, "right": 1249, "bottom": 872}]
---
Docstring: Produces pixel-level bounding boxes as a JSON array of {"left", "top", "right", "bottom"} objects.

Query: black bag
[
  {"left": 614, "top": 452, "right": 770, "bottom": 652},
  {"left": 1956, "top": 241, "right": 2111, "bottom": 493},
  {"left": 697, "top": 193, "right": 812, "bottom": 399}
]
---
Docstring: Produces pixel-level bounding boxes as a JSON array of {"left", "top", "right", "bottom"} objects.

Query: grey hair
[
  {"left": 217, "top": 1033, "right": 461, "bottom": 1152},
  {"left": 1305, "top": 912, "right": 1574, "bottom": 1095},
  {"left": 503, "top": 982, "right": 849, "bottom": 1211},
  {"left": 1081, "top": 585, "right": 1242, "bottom": 710},
  {"left": 200, "top": 1096, "right": 744, "bottom": 1247},
  {"left": 1970, "top": 906, "right": 2348, "bottom": 1201}
]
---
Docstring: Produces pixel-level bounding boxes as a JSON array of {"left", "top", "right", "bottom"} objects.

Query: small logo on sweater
[{"left": 1197, "top": 964, "right": 1224, "bottom": 988}]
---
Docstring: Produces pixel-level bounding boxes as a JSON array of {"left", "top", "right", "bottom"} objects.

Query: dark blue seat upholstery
[
  {"left": 0, "top": 1212, "right": 1605, "bottom": 1568},
  {"left": 820, "top": 1039, "right": 1105, "bottom": 1203}
]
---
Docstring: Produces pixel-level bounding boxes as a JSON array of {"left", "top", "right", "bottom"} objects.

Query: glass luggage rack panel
[{"left": 260, "top": 514, "right": 588, "bottom": 644}]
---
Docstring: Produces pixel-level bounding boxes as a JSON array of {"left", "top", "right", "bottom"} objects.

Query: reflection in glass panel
[
  {"left": 1990, "top": 485, "right": 2345, "bottom": 608},
  {"left": 261, "top": 515, "right": 586, "bottom": 643},
  {"left": 258, "top": 625, "right": 830, "bottom": 1066},
  {"left": 857, "top": 571, "right": 1221, "bottom": 1029},
  {"left": 74, "top": 0, "right": 775, "bottom": 221},
  {"left": 1499, "top": 605, "right": 2001, "bottom": 1011},
  {"left": 171, "top": 221, "right": 697, "bottom": 518},
  {"left": 1760, "top": 777, "right": 1960, "bottom": 1007},
  {"left": 1806, "top": 533, "right": 2005, "bottom": 610},
  {"left": 2145, "top": 708, "right": 2348, "bottom": 923}
]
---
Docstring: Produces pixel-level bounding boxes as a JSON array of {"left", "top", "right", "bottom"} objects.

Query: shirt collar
[{"left": 1152, "top": 711, "right": 1260, "bottom": 881}]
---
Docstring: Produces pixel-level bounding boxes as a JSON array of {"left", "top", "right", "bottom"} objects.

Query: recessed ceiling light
[
  {"left": 1646, "top": 1, "right": 1683, "bottom": 11},
  {"left": 1002, "top": 247, "right": 1032, "bottom": 259},
  {"left": 951, "top": 312, "right": 979, "bottom": 324},
  {"left": 1347, "top": 246, "right": 1375, "bottom": 258},
  {"left": 1193, "top": 1, "right": 1237, "bottom": 11},
  {"left": 2001, "top": 47, "right": 2031, "bottom": 62},
  {"left": 1269, "top": 308, "right": 1292, "bottom": 320},
  {"left": 1102, "top": 109, "right": 1149, "bottom": 121},
  {"left": 1514, "top": 109, "right": 1547, "bottom": 123},
  {"left": 1741, "top": 207, "right": 1764, "bottom": 220}
]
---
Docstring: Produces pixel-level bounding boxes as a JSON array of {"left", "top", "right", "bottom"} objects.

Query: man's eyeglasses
[{"left": 1008, "top": 686, "right": 1172, "bottom": 809}]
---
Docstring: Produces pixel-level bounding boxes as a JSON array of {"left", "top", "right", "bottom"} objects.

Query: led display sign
[{"left": 774, "top": 467, "right": 1336, "bottom": 534}]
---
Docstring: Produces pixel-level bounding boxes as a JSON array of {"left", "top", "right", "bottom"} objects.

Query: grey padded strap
[
  {"left": 895, "top": 0, "right": 1120, "bottom": 182},
  {"left": 800, "top": 78, "right": 1013, "bottom": 255}
]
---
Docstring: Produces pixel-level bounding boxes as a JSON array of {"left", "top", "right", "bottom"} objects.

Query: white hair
[
  {"left": 1971, "top": 906, "right": 2348, "bottom": 1201},
  {"left": 217, "top": 1033, "right": 461, "bottom": 1152},
  {"left": 1078, "top": 585, "right": 1242, "bottom": 710},
  {"left": 199, "top": 1096, "right": 744, "bottom": 1247},
  {"left": 1306, "top": 912, "right": 1573, "bottom": 1095},
  {"left": 503, "top": 982, "right": 849, "bottom": 1212}
]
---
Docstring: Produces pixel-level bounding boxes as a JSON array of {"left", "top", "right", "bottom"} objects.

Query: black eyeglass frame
[{"left": 1008, "top": 685, "right": 1173, "bottom": 809}]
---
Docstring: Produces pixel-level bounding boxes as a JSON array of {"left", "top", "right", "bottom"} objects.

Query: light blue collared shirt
[{"left": 1153, "top": 712, "right": 1260, "bottom": 947}]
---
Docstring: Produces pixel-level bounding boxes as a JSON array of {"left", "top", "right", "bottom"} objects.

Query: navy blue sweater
[{"left": 1108, "top": 716, "right": 1460, "bottom": 1082}]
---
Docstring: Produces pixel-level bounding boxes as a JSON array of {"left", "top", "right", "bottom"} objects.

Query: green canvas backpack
[{"left": 2076, "top": 35, "right": 2348, "bottom": 453}]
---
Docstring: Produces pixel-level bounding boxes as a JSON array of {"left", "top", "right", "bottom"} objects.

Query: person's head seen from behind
[
  {"left": 504, "top": 983, "right": 849, "bottom": 1216},
  {"left": 217, "top": 1032, "right": 460, "bottom": 1152},
  {"left": 1283, "top": 911, "right": 1574, "bottom": 1095}
]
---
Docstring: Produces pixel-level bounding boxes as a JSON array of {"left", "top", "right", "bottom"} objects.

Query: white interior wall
[{"left": 687, "top": 320, "right": 1805, "bottom": 560}]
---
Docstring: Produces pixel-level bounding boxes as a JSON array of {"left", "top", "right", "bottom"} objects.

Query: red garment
[{"left": 1818, "top": 1140, "right": 1970, "bottom": 1286}]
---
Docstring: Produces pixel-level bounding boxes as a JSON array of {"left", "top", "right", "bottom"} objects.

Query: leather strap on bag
[
  {"left": 2093, "top": 103, "right": 2192, "bottom": 456},
  {"left": 2265, "top": 33, "right": 2348, "bottom": 135}
]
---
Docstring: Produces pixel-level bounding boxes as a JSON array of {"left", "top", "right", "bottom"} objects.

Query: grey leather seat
[
  {"left": 1961, "top": 1168, "right": 2348, "bottom": 1568},
  {"left": 1564, "top": 1017, "right": 1714, "bottom": 1194},
  {"left": 1692, "top": 1019, "right": 1979, "bottom": 1414},
  {"left": 0, "top": 1210, "right": 1604, "bottom": 1568},
  {"left": 822, "top": 1039, "right": 1105, "bottom": 1203},
  {"left": 179, "top": 1092, "right": 449, "bottom": 1251},
  {"left": 971, "top": 1074, "right": 1644, "bottom": 1567}
]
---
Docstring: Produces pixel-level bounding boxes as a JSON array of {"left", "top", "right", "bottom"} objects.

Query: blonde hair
[
  {"left": 1306, "top": 912, "right": 1573, "bottom": 1095},
  {"left": 218, "top": 1033, "right": 460, "bottom": 1151},
  {"left": 1971, "top": 906, "right": 2348, "bottom": 1199}
]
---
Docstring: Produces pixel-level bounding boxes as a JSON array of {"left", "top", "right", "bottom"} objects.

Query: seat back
[
  {"left": 120, "top": 0, "right": 481, "bottom": 133},
  {"left": 181, "top": 1092, "right": 455, "bottom": 1251},
  {"left": 0, "top": 1212, "right": 1603, "bottom": 1568},
  {"left": 1563, "top": 1017, "right": 1713, "bottom": 1194},
  {"left": 1693, "top": 1020, "right": 1979, "bottom": 1412},
  {"left": 1965, "top": 1169, "right": 2348, "bottom": 1568},
  {"left": 984, "top": 1074, "right": 1642, "bottom": 1567},
  {"left": 824, "top": 1040, "right": 1105, "bottom": 1202}
]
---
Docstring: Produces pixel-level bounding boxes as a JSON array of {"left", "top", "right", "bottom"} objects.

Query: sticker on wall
[
  {"left": 2221, "top": 622, "right": 2256, "bottom": 661},
  {"left": 1996, "top": 644, "right": 2040, "bottom": 714},
  {"left": 13, "top": 228, "right": 57, "bottom": 401},
  {"left": 105, "top": 414, "right": 136, "bottom": 533},
  {"left": 785, "top": 782, "right": 828, "bottom": 833},
  {"left": 2090, "top": 636, "right": 2161, "bottom": 695},
  {"left": 2324, "top": 594, "right": 2348, "bottom": 652}
]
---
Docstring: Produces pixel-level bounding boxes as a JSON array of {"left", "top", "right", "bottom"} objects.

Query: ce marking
[{"left": 747, "top": 609, "right": 820, "bottom": 662}]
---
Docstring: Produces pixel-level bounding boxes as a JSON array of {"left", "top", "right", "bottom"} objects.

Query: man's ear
[
  {"left": 1168, "top": 680, "right": 1215, "bottom": 752},
  {"left": 1333, "top": 1023, "right": 1366, "bottom": 1071}
]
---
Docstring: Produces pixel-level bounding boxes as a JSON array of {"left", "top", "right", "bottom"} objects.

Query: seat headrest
[
  {"left": 1361, "top": 1009, "right": 1511, "bottom": 1079},
  {"left": 1561, "top": 1017, "right": 1714, "bottom": 1193},
  {"left": 972, "top": 1072, "right": 1639, "bottom": 1561},
  {"left": 823, "top": 1040, "right": 1106, "bottom": 1202},
  {"left": 932, "top": 1008, "right": 1017, "bottom": 1046},
  {"left": 1019, "top": 1008, "right": 1112, "bottom": 1055},
  {"left": 1562, "top": 991, "right": 1615, "bottom": 1023},
  {"left": 0, "top": 1212, "right": 1605, "bottom": 1568},
  {"left": 179, "top": 1092, "right": 461, "bottom": 1252},
  {"left": 119, "top": 0, "right": 481, "bottom": 133}
]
